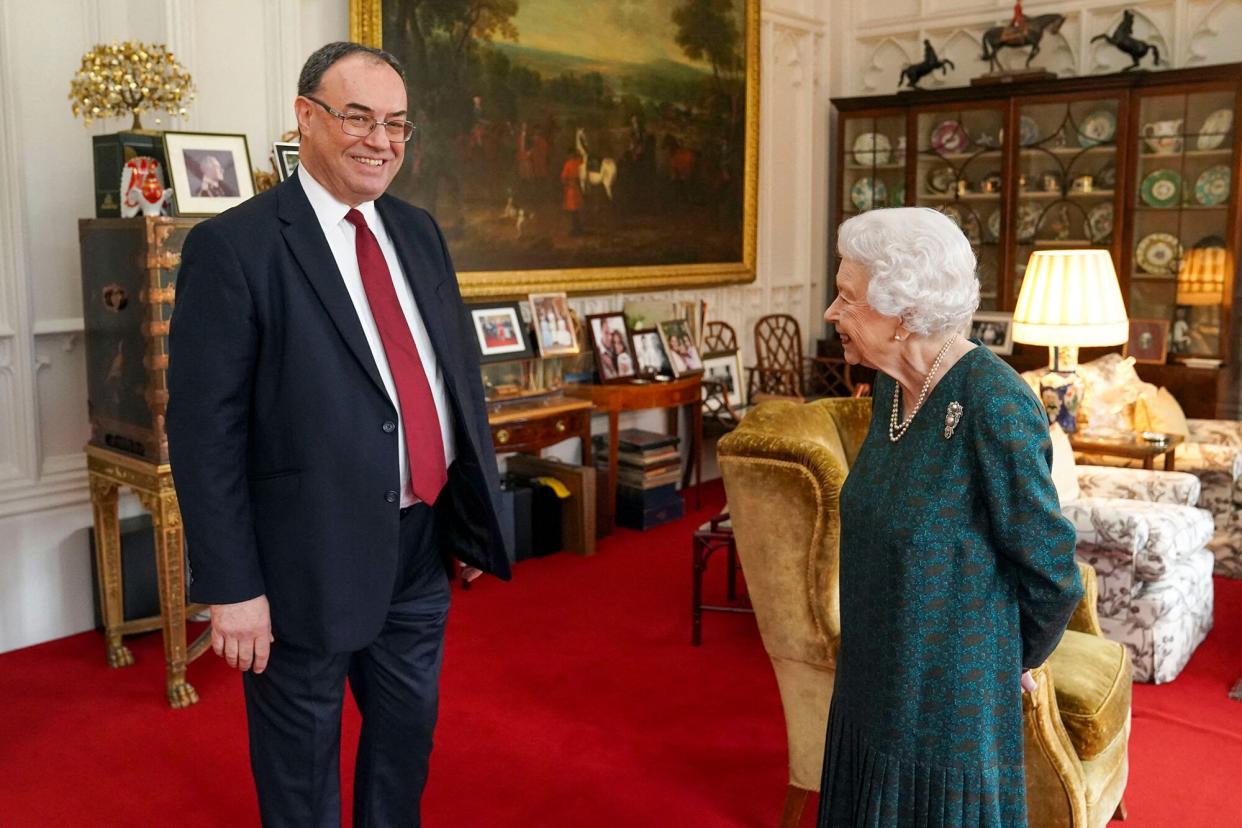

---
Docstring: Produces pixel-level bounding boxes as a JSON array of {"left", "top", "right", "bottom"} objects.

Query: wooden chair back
[{"left": 752, "top": 314, "right": 805, "bottom": 398}]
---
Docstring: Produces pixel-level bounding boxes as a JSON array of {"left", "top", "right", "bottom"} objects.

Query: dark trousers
[{"left": 242, "top": 504, "right": 451, "bottom": 827}]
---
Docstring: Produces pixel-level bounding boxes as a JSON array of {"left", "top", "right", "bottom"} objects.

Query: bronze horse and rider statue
[
  {"left": 980, "top": 11, "right": 1066, "bottom": 73},
  {"left": 900, "top": 40, "right": 956, "bottom": 90},
  {"left": 1091, "top": 10, "right": 1162, "bottom": 70}
]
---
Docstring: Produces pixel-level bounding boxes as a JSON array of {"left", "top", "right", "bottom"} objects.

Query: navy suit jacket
[{"left": 167, "top": 175, "right": 511, "bottom": 653}]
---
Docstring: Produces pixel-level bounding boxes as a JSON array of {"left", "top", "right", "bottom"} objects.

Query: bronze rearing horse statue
[
  {"left": 981, "top": 13, "right": 1066, "bottom": 72},
  {"left": 1090, "top": 10, "right": 1161, "bottom": 70}
]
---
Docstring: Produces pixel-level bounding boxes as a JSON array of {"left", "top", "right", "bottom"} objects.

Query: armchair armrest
[
  {"left": 1075, "top": 466, "right": 1200, "bottom": 505},
  {"left": 1188, "top": 418, "right": 1242, "bottom": 448},
  {"left": 1022, "top": 662, "right": 1090, "bottom": 828},
  {"left": 1066, "top": 497, "right": 1214, "bottom": 612},
  {"left": 1066, "top": 562, "right": 1102, "bottom": 637}
]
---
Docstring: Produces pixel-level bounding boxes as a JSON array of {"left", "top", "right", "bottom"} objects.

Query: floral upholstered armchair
[
  {"left": 1048, "top": 424, "right": 1215, "bottom": 683},
  {"left": 1024, "top": 352, "right": 1242, "bottom": 579}
]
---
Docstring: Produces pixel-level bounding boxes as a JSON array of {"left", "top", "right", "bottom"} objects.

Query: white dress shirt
[{"left": 298, "top": 166, "right": 455, "bottom": 507}]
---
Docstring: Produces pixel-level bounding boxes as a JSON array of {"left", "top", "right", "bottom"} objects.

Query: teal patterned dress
[{"left": 817, "top": 345, "right": 1082, "bottom": 827}]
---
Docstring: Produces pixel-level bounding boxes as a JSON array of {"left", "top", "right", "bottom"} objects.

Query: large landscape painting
[{"left": 352, "top": 0, "right": 757, "bottom": 296}]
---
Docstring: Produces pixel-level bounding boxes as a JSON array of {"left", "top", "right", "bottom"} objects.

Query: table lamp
[{"left": 1012, "top": 249, "right": 1129, "bottom": 433}]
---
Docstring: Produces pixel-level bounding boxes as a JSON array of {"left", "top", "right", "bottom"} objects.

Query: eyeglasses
[{"left": 304, "top": 95, "right": 416, "bottom": 143}]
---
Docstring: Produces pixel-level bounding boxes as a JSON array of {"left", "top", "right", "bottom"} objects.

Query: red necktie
[{"left": 345, "top": 209, "right": 447, "bottom": 505}]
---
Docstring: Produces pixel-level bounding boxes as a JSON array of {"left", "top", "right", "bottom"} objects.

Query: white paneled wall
[{"left": 0, "top": 0, "right": 831, "bottom": 651}]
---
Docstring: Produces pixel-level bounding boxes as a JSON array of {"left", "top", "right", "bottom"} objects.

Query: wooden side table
[
  {"left": 488, "top": 394, "right": 594, "bottom": 456},
  {"left": 1069, "top": 433, "right": 1185, "bottom": 471},
  {"left": 86, "top": 444, "right": 209, "bottom": 708},
  {"left": 565, "top": 375, "right": 704, "bottom": 511}
]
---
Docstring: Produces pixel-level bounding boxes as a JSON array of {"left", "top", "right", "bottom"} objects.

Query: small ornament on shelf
[
  {"left": 119, "top": 156, "right": 172, "bottom": 217},
  {"left": 68, "top": 41, "right": 195, "bottom": 131}
]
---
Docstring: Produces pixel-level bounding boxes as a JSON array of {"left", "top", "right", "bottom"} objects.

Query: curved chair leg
[
  {"left": 779, "top": 785, "right": 810, "bottom": 828},
  {"left": 1113, "top": 798, "right": 1128, "bottom": 821}
]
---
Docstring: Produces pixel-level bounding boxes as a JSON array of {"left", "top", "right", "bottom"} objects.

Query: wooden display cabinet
[{"left": 831, "top": 64, "right": 1242, "bottom": 418}]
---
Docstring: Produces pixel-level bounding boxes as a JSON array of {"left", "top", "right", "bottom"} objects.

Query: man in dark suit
[{"left": 167, "top": 41, "right": 510, "bottom": 826}]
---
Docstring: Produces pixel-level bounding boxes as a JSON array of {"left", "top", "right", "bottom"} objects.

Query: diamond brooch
[{"left": 944, "top": 401, "right": 963, "bottom": 439}]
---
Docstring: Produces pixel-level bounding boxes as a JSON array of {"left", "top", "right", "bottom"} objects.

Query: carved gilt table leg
[
  {"left": 140, "top": 488, "right": 199, "bottom": 708},
  {"left": 88, "top": 474, "right": 133, "bottom": 668}
]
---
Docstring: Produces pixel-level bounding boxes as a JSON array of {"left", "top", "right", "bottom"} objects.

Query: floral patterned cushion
[
  {"left": 1188, "top": 418, "right": 1242, "bottom": 448},
  {"left": 1076, "top": 354, "right": 1149, "bottom": 434}
]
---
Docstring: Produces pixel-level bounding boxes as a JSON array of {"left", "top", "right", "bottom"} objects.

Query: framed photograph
[
  {"left": 587, "top": 313, "right": 638, "bottom": 383},
  {"left": 467, "top": 301, "right": 535, "bottom": 364},
  {"left": 970, "top": 311, "right": 1015, "bottom": 355},
  {"left": 632, "top": 330, "right": 672, "bottom": 378},
  {"left": 350, "top": 0, "right": 759, "bottom": 298},
  {"left": 162, "top": 131, "right": 255, "bottom": 216},
  {"left": 273, "top": 141, "right": 300, "bottom": 181},
  {"left": 702, "top": 350, "right": 745, "bottom": 409},
  {"left": 657, "top": 318, "right": 703, "bottom": 377},
  {"left": 1125, "top": 318, "right": 1171, "bottom": 364},
  {"left": 528, "top": 292, "right": 580, "bottom": 357}
]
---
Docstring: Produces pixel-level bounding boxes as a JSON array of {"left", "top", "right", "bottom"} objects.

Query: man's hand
[
  {"left": 210, "top": 595, "right": 274, "bottom": 673},
  {"left": 1020, "top": 670, "right": 1038, "bottom": 693}
]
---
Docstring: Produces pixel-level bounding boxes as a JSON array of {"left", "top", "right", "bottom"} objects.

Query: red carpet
[{"left": 1, "top": 480, "right": 1239, "bottom": 827}]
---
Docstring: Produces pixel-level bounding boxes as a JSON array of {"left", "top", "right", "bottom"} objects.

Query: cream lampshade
[{"left": 1012, "top": 249, "right": 1129, "bottom": 432}]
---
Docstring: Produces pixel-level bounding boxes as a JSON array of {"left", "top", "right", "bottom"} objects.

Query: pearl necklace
[{"left": 889, "top": 334, "right": 958, "bottom": 443}]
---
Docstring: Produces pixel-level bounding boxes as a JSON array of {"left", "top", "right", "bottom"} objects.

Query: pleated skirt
[{"left": 816, "top": 702, "right": 1028, "bottom": 827}]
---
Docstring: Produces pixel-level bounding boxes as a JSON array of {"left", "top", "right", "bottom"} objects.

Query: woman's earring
[{"left": 894, "top": 332, "right": 905, "bottom": 342}]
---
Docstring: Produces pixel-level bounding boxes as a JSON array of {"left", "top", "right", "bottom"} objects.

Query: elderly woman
[{"left": 818, "top": 208, "right": 1082, "bottom": 827}]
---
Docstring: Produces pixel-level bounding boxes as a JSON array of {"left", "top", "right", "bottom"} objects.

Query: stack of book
[{"left": 596, "top": 429, "right": 685, "bottom": 530}]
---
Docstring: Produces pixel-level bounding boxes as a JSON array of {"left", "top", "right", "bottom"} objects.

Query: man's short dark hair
[{"left": 297, "top": 42, "right": 405, "bottom": 97}]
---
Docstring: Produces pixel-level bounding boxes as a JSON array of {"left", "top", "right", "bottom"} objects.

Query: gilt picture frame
[{"left": 349, "top": 0, "right": 759, "bottom": 298}]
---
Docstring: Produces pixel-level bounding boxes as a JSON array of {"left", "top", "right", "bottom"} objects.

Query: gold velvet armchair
[
  {"left": 718, "top": 398, "right": 1131, "bottom": 828},
  {"left": 718, "top": 397, "right": 869, "bottom": 826}
]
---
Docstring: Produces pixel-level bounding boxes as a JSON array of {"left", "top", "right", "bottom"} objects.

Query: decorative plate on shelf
[
  {"left": 1084, "top": 202, "right": 1114, "bottom": 243},
  {"left": 1135, "top": 232, "right": 1182, "bottom": 275},
  {"left": 1016, "top": 203, "right": 1041, "bottom": 243},
  {"left": 850, "top": 176, "right": 887, "bottom": 211},
  {"left": 1078, "top": 109, "right": 1117, "bottom": 147},
  {"left": 852, "top": 132, "right": 892, "bottom": 166},
  {"left": 1019, "top": 115, "right": 1041, "bottom": 147},
  {"left": 930, "top": 120, "right": 969, "bottom": 154},
  {"left": 1140, "top": 169, "right": 1181, "bottom": 208},
  {"left": 940, "top": 205, "right": 982, "bottom": 245},
  {"left": 1196, "top": 109, "right": 1233, "bottom": 151},
  {"left": 926, "top": 165, "right": 957, "bottom": 194},
  {"left": 1194, "top": 165, "right": 1231, "bottom": 206},
  {"left": 986, "top": 209, "right": 1001, "bottom": 242}
]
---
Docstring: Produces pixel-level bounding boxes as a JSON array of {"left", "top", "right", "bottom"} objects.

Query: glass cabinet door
[
  {"left": 914, "top": 105, "right": 1006, "bottom": 309},
  {"left": 841, "top": 112, "right": 907, "bottom": 217},
  {"left": 1131, "top": 88, "right": 1235, "bottom": 361},
  {"left": 1013, "top": 97, "right": 1123, "bottom": 307}
]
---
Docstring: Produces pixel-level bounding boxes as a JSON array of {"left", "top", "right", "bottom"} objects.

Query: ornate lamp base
[{"left": 1038, "top": 371, "right": 1083, "bottom": 433}]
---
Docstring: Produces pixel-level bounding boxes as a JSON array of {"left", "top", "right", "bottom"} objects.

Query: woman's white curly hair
[{"left": 837, "top": 207, "right": 980, "bottom": 337}]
